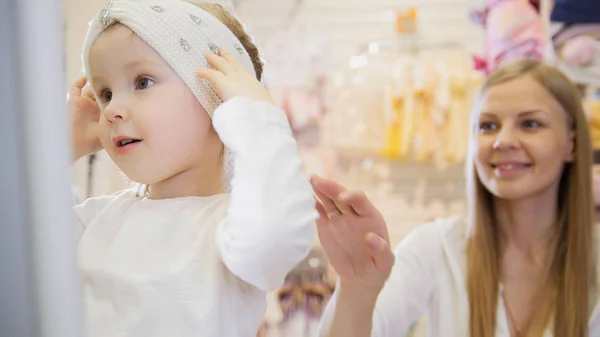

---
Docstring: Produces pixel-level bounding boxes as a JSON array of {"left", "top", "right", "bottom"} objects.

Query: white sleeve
[
  {"left": 318, "top": 222, "right": 441, "bottom": 337},
  {"left": 213, "top": 97, "right": 318, "bottom": 292}
]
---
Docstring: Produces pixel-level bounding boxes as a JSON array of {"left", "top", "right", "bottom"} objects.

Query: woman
[{"left": 313, "top": 60, "right": 600, "bottom": 337}]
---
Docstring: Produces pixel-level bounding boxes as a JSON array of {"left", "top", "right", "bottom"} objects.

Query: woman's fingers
[
  {"left": 310, "top": 175, "right": 353, "bottom": 214},
  {"left": 365, "top": 233, "right": 395, "bottom": 276},
  {"left": 314, "top": 198, "right": 331, "bottom": 228},
  {"left": 337, "top": 190, "right": 379, "bottom": 217},
  {"left": 310, "top": 175, "right": 346, "bottom": 198},
  {"left": 313, "top": 189, "right": 343, "bottom": 218}
]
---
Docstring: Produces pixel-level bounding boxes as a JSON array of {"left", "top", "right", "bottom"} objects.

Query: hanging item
[
  {"left": 327, "top": 39, "right": 480, "bottom": 170},
  {"left": 262, "top": 22, "right": 328, "bottom": 145},
  {"left": 395, "top": 7, "right": 418, "bottom": 35},
  {"left": 469, "top": 0, "right": 545, "bottom": 75},
  {"left": 550, "top": 24, "right": 600, "bottom": 86},
  {"left": 381, "top": 43, "right": 478, "bottom": 169},
  {"left": 257, "top": 247, "right": 335, "bottom": 337}
]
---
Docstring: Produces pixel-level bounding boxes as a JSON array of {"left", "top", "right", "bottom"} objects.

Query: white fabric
[
  {"left": 75, "top": 97, "right": 318, "bottom": 337},
  {"left": 318, "top": 216, "right": 600, "bottom": 337}
]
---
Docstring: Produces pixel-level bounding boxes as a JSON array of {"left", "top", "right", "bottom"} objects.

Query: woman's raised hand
[{"left": 311, "top": 175, "right": 394, "bottom": 292}]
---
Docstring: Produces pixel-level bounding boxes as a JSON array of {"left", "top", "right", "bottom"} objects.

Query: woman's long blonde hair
[{"left": 466, "top": 60, "right": 594, "bottom": 337}]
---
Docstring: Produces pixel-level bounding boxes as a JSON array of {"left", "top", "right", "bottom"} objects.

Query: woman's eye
[
  {"left": 479, "top": 122, "right": 498, "bottom": 132},
  {"left": 522, "top": 120, "right": 542, "bottom": 128},
  {"left": 136, "top": 77, "right": 154, "bottom": 90}
]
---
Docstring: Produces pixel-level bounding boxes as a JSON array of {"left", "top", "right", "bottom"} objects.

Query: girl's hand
[
  {"left": 196, "top": 49, "right": 273, "bottom": 104},
  {"left": 310, "top": 175, "right": 395, "bottom": 292},
  {"left": 68, "top": 76, "right": 102, "bottom": 162}
]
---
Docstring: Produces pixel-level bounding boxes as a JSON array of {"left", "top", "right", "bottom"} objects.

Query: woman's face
[{"left": 473, "top": 75, "right": 574, "bottom": 200}]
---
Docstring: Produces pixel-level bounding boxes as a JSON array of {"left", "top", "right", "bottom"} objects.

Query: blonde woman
[{"left": 314, "top": 60, "right": 600, "bottom": 337}]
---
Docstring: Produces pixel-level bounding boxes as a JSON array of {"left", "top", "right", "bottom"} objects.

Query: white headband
[{"left": 82, "top": 0, "right": 256, "bottom": 116}]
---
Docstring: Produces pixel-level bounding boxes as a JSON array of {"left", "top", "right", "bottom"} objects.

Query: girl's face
[
  {"left": 89, "top": 24, "right": 223, "bottom": 194},
  {"left": 473, "top": 75, "right": 574, "bottom": 201}
]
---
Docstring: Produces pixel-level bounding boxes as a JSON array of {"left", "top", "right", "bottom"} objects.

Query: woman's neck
[{"left": 494, "top": 189, "right": 560, "bottom": 259}]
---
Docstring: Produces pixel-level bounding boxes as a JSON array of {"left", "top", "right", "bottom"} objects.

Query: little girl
[{"left": 67, "top": 0, "right": 318, "bottom": 336}]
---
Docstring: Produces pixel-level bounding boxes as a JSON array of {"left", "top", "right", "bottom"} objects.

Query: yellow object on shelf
[
  {"left": 589, "top": 100, "right": 600, "bottom": 149},
  {"left": 395, "top": 8, "right": 417, "bottom": 35},
  {"left": 379, "top": 50, "right": 477, "bottom": 169},
  {"left": 381, "top": 93, "right": 405, "bottom": 159}
]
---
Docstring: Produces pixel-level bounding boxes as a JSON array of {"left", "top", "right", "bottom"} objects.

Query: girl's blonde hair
[
  {"left": 466, "top": 59, "right": 594, "bottom": 337},
  {"left": 193, "top": 2, "right": 263, "bottom": 81}
]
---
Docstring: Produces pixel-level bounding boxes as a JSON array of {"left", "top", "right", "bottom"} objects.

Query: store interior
[{"left": 61, "top": 0, "right": 600, "bottom": 336}]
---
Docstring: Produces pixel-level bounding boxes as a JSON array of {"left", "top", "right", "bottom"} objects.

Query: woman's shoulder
[
  {"left": 393, "top": 215, "right": 467, "bottom": 262},
  {"left": 398, "top": 215, "right": 466, "bottom": 245}
]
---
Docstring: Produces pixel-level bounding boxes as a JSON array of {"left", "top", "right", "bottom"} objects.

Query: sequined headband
[{"left": 82, "top": 0, "right": 256, "bottom": 117}]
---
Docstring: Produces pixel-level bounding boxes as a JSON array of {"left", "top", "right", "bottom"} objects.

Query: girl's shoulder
[
  {"left": 76, "top": 188, "right": 138, "bottom": 208},
  {"left": 74, "top": 188, "right": 138, "bottom": 227}
]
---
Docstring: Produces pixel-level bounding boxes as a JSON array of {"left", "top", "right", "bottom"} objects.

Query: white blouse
[
  {"left": 318, "top": 216, "right": 600, "bottom": 337},
  {"left": 74, "top": 97, "right": 318, "bottom": 337}
]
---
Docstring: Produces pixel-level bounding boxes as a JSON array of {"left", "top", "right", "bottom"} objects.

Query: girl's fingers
[
  {"left": 205, "top": 51, "right": 236, "bottom": 75},
  {"left": 74, "top": 76, "right": 88, "bottom": 90},
  {"left": 82, "top": 86, "right": 97, "bottom": 101},
  {"left": 196, "top": 68, "right": 227, "bottom": 87},
  {"left": 218, "top": 48, "right": 245, "bottom": 72},
  {"left": 69, "top": 76, "right": 88, "bottom": 99}
]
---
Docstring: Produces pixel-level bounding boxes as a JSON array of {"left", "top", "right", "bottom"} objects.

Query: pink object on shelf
[
  {"left": 471, "top": 0, "right": 545, "bottom": 74},
  {"left": 561, "top": 35, "right": 599, "bottom": 67}
]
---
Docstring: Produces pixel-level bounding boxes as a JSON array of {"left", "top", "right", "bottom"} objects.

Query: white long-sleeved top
[
  {"left": 74, "top": 97, "right": 318, "bottom": 337},
  {"left": 318, "top": 215, "right": 600, "bottom": 337}
]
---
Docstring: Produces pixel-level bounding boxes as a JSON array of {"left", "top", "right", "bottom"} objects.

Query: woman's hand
[
  {"left": 310, "top": 175, "right": 395, "bottom": 292},
  {"left": 68, "top": 76, "right": 103, "bottom": 162},
  {"left": 196, "top": 49, "right": 273, "bottom": 104}
]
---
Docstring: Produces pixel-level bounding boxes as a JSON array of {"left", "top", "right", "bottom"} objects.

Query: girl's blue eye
[{"left": 136, "top": 77, "right": 154, "bottom": 90}]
